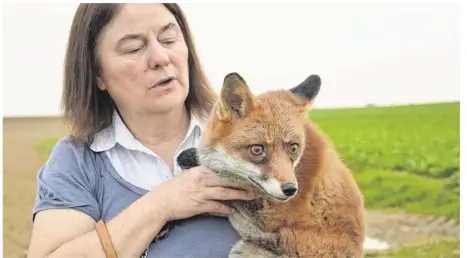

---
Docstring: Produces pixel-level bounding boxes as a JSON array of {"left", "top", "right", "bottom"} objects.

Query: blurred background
[{"left": 2, "top": 2, "right": 461, "bottom": 258}]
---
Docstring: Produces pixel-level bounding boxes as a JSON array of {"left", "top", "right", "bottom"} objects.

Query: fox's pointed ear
[
  {"left": 289, "top": 74, "right": 321, "bottom": 104},
  {"left": 217, "top": 72, "right": 254, "bottom": 119}
]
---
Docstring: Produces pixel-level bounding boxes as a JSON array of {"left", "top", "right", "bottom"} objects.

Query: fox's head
[{"left": 181, "top": 72, "right": 321, "bottom": 202}]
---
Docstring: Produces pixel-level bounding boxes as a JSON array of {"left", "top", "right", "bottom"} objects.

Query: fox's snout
[
  {"left": 255, "top": 158, "right": 300, "bottom": 201},
  {"left": 281, "top": 182, "right": 298, "bottom": 197}
]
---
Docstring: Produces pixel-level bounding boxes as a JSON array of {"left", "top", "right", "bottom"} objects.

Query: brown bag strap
[{"left": 95, "top": 220, "right": 117, "bottom": 258}]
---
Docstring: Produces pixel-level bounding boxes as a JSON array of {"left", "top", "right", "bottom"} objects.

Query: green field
[
  {"left": 309, "top": 102, "right": 460, "bottom": 221},
  {"left": 308, "top": 102, "right": 460, "bottom": 257}
]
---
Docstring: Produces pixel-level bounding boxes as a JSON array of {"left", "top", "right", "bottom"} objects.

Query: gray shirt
[{"left": 32, "top": 135, "right": 240, "bottom": 258}]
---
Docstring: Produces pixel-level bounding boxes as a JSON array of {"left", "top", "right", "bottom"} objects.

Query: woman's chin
[{"left": 147, "top": 99, "right": 186, "bottom": 114}]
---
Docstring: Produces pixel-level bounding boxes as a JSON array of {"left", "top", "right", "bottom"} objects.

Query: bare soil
[
  {"left": 365, "top": 210, "right": 459, "bottom": 248},
  {"left": 2, "top": 117, "right": 460, "bottom": 257}
]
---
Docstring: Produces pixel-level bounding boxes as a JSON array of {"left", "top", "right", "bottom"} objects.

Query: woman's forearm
[{"left": 46, "top": 189, "right": 168, "bottom": 258}]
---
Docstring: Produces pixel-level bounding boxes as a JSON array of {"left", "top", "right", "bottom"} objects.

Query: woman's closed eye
[
  {"left": 161, "top": 37, "right": 177, "bottom": 47},
  {"left": 123, "top": 45, "right": 144, "bottom": 54}
]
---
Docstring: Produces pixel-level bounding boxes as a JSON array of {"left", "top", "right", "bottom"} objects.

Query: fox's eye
[
  {"left": 289, "top": 143, "right": 299, "bottom": 154},
  {"left": 250, "top": 145, "right": 265, "bottom": 156}
]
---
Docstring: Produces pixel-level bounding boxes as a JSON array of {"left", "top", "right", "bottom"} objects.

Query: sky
[{"left": 2, "top": 2, "right": 460, "bottom": 117}]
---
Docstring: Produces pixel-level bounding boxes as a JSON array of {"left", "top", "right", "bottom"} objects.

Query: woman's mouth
[{"left": 153, "top": 77, "right": 175, "bottom": 88}]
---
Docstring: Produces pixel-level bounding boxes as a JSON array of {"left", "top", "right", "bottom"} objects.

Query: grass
[
  {"left": 364, "top": 238, "right": 460, "bottom": 258},
  {"left": 35, "top": 137, "right": 62, "bottom": 161},
  {"left": 309, "top": 102, "right": 460, "bottom": 179},
  {"left": 309, "top": 102, "right": 460, "bottom": 221},
  {"left": 354, "top": 168, "right": 459, "bottom": 220}
]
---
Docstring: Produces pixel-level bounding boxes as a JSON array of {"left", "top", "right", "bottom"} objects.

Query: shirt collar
[{"left": 90, "top": 109, "right": 203, "bottom": 153}]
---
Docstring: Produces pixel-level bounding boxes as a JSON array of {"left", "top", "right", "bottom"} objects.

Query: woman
[{"left": 27, "top": 3, "right": 256, "bottom": 258}]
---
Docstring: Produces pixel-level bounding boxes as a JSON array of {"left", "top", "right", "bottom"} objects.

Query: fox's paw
[
  {"left": 176, "top": 147, "right": 200, "bottom": 170},
  {"left": 229, "top": 240, "right": 279, "bottom": 258}
]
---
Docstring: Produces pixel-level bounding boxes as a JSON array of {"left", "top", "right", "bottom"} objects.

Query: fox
[{"left": 177, "top": 72, "right": 366, "bottom": 258}]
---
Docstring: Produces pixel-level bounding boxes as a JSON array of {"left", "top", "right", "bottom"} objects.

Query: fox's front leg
[
  {"left": 229, "top": 240, "right": 283, "bottom": 258},
  {"left": 177, "top": 147, "right": 200, "bottom": 169}
]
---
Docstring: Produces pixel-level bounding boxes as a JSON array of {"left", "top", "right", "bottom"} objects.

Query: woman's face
[{"left": 96, "top": 4, "right": 190, "bottom": 116}]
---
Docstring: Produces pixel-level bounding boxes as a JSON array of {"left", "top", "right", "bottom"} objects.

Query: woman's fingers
[
  {"left": 196, "top": 167, "right": 256, "bottom": 191},
  {"left": 203, "top": 201, "right": 235, "bottom": 215},
  {"left": 203, "top": 186, "right": 256, "bottom": 201}
]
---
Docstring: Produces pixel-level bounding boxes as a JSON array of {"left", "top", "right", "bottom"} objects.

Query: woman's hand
[{"left": 153, "top": 166, "right": 257, "bottom": 221}]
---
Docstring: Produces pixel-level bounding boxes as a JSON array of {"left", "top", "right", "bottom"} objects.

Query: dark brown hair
[{"left": 62, "top": 3, "right": 217, "bottom": 141}]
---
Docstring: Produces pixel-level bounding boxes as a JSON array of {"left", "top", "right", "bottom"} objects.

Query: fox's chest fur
[
  {"left": 176, "top": 72, "right": 365, "bottom": 257},
  {"left": 226, "top": 199, "right": 283, "bottom": 251}
]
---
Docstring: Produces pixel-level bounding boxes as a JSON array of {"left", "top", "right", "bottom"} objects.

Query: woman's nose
[{"left": 147, "top": 42, "right": 170, "bottom": 68}]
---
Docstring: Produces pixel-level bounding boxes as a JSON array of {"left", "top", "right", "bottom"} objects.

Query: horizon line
[{"left": 2, "top": 100, "right": 459, "bottom": 120}]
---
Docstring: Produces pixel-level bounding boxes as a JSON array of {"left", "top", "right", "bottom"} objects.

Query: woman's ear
[{"left": 97, "top": 77, "right": 106, "bottom": 91}]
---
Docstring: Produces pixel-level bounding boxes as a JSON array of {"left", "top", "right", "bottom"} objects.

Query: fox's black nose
[{"left": 281, "top": 182, "right": 298, "bottom": 197}]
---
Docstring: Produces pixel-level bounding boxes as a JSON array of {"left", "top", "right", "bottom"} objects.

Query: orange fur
[{"left": 197, "top": 74, "right": 365, "bottom": 257}]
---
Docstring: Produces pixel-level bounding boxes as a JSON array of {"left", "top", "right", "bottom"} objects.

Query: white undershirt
[{"left": 90, "top": 110, "right": 203, "bottom": 191}]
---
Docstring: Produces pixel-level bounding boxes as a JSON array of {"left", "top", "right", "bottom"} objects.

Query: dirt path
[
  {"left": 364, "top": 210, "right": 459, "bottom": 249},
  {"left": 2, "top": 117, "right": 460, "bottom": 257}
]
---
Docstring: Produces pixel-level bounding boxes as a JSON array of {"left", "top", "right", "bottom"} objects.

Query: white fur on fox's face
[
  {"left": 249, "top": 175, "right": 297, "bottom": 201},
  {"left": 198, "top": 146, "right": 298, "bottom": 201}
]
